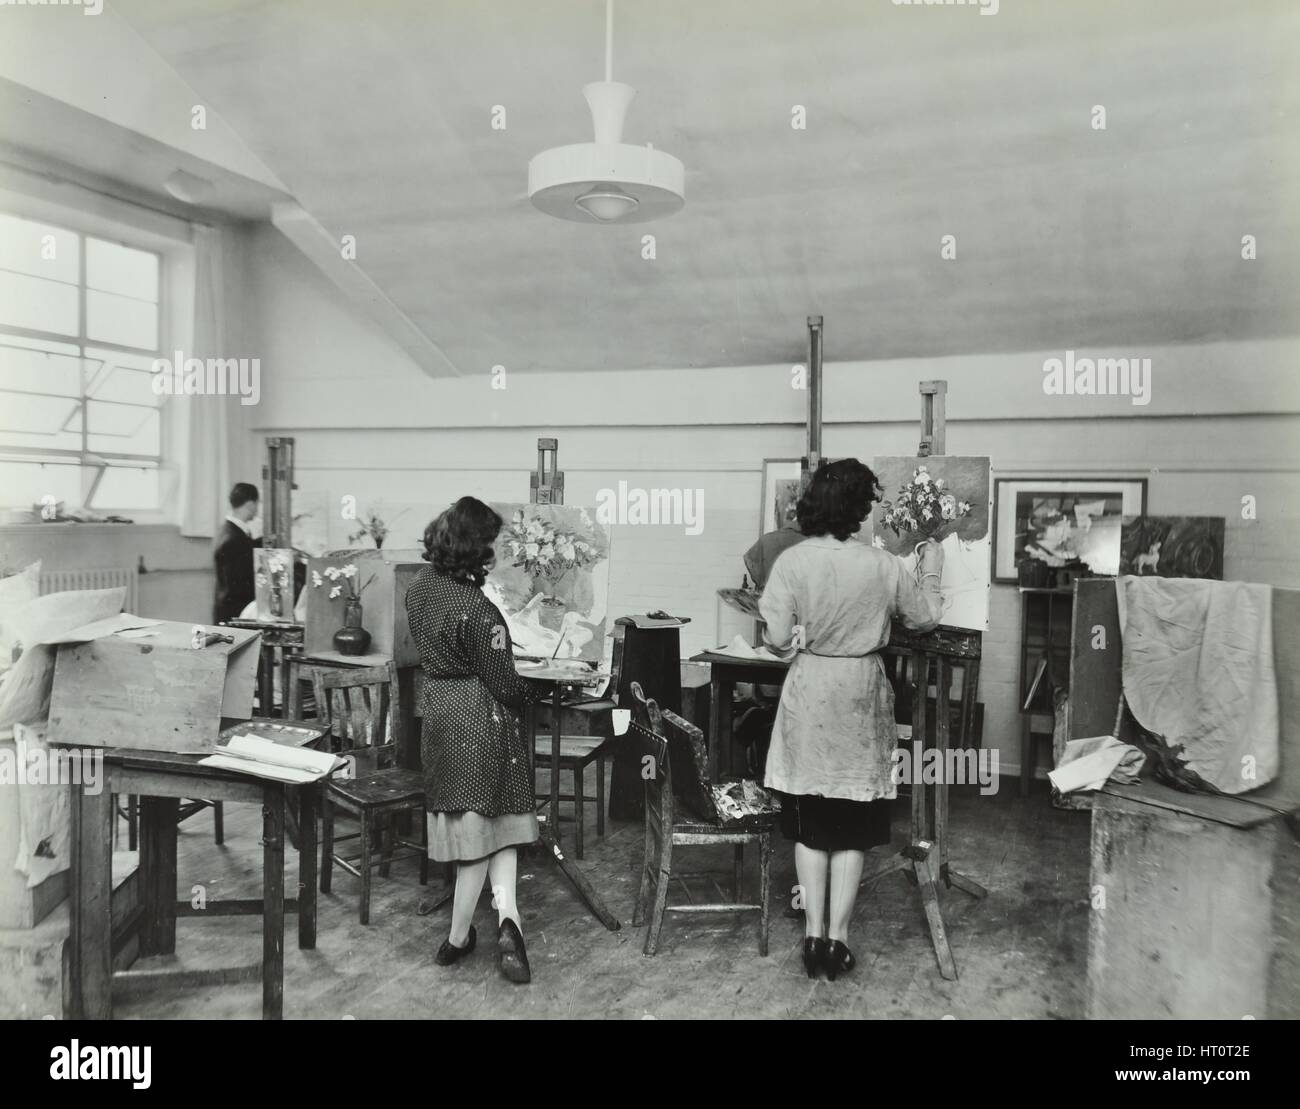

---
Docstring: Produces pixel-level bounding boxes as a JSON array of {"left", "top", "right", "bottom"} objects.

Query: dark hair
[
  {"left": 796, "top": 458, "right": 879, "bottom": 541},
  {"left": 423, "top": 496, "right": 503, "bottom": 586},
  {"left": 229, "top": 482, "right": 259, "bottom": 509}
]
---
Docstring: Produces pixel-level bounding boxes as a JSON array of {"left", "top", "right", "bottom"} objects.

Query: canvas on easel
[
  {"left": 870, "top": 455, "right": 992, "bottom": 632},
  {"left": 485, "top": 503, "right": 611, "bottom": 662}
]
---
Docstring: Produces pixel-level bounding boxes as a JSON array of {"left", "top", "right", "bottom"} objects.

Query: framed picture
[
  {"left": 993, "top": 477, "right": 1147, "bottom": 583},
  {"left": 758, "top": 458, "right": 804, "bottom": 539}
]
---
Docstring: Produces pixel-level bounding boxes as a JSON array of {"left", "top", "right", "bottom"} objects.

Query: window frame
[{"left": 0, "top": 198, "right": 187, "bottom": 519}]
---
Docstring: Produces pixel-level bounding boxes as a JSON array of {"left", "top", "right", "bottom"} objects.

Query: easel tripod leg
[
  {"left": 541, "top": 827, "right": 621, "bottom": 932},
  {"left": 915, "top": 852, "right": 958, "bottom": 981}
]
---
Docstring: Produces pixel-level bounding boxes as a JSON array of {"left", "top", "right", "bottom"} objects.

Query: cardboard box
[
  {"left": 304, "top": 549, "right": 424, "bottom": 666},
  {"left": 47, "top": 622, "right": 260, "bottom": 753}
]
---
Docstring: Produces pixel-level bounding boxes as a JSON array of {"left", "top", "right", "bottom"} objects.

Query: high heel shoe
[
  {"left": 498, "top": 918, "right": 532, "bottom": 984},
  {"left": 825, "top": 940, "right": 855, "bottom": 981},
  {"left": 435, "top": 924, "right": 476, "bottom": 966},
  {"left": 802, "top": 937, "right": 828, "bottom": 978}
]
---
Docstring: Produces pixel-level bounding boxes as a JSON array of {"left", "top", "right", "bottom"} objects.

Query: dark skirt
[{"left": 777, "top": 792, "right": 893, "bottom": 852}]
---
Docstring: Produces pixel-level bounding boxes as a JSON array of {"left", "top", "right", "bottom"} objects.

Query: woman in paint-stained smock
[
  {"left": 406, "top": 496, "right": 538, "bottom": 984},
  {"left": 758, "top": 458, "right": 944, "bottom": 981}
]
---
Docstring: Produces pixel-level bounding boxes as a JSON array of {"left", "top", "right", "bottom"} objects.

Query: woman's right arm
[
  {"left": 461, "top": 600, "right": 532, "bottom": 712},
  {"left": 895, "top": 544, "right": 944, "bottom": 632}
]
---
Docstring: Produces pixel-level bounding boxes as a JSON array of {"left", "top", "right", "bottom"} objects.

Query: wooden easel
[
  {"left": 261, "top": 437, "right": 295, "bottom": 548},
  {"left": 861, "top": 381, "right": 988, "bottom": 981}
]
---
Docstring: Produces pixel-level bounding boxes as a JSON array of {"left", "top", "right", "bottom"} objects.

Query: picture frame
[
  {"left": 758, "top": 457, "right": 805, "bottom": 540},
  {"left": 993, "top": 477, "right": 1148, "bottom": 583}
]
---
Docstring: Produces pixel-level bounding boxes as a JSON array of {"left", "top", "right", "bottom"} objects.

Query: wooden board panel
[
  {"left": 48, "top": 623, "right": 259, "bottom": 753},
  {"left": 1066, "top": 578, "right": 1120, "bottom": 742},
  {"left": 1087, "top": 790, "right": 1290, "bottom": 1019}
]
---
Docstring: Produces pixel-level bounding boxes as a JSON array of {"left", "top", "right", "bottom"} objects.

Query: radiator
[{"left": 39, "top": 567, "right": 139, "bottom": 614}]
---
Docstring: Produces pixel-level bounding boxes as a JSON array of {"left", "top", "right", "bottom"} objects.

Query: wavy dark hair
[
  {"left": 422, "top": 497, "right": 503, "bottom": 586},
  {"left": 795, "top": 458, "right": 880, "bottom": 541}
]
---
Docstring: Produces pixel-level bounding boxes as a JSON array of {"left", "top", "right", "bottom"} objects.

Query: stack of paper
[{"left": 199, "top": 734, "right": 344, "bottom": 784}]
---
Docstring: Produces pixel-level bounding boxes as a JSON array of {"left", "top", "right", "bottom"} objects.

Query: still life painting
[
  {"left": 759, "top": 459, "right": 805, "bottom": 538},
  {"left": 485, "top": 503, "right": 611, "bottom": 662},
  {"left": 254, "top": 549, "right": 296, "bottom": 622},
  {"left": 871, "top": 456, "right": 992, "bottom": 631},
  {"left": 1119, "top": 516, "right": 1225, "bottom": 579},
  {"left": 992, "top": 478, "right": 1147, "bottom": 582}
]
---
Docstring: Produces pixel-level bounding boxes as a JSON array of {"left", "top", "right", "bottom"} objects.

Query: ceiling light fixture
[{"left": 528, "top": 0, "right": 684, "bottom": 224}]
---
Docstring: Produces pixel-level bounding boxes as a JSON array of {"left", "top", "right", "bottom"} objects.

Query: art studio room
[{"left": 0, "top": 0, "right": 1297, "bottom": 1046}]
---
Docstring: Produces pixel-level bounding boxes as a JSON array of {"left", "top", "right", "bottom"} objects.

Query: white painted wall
[{"left": 238, "top": 224, "right": 1300, "bottom": 779}]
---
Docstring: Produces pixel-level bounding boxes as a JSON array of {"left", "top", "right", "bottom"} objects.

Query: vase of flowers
[
  {"left": 312, "top": 562, "right": 375, "bottom": 655},
  {"left": 255, "top": 551, "right": 293, "bottom": 621},
  {"left": 878, "top": 465, "right": 973, "bottom": 575},
  {"left": 348, "top": 506, "right": 406, "bottom": 551}
]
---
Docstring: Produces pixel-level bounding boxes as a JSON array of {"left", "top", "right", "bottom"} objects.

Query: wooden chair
[
  {"left": 532, "top": 699, "right": 616, "bottom": 859},
  {"left": 629, "top": 681, "right": 773, "bottom": 956},
  {"left": 313, "top": 662, "right": 428, "bottom": 924}
]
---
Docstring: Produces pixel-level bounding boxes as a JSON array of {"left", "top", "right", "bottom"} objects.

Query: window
[{"left": 0, "top": 211, "right": 165, "bottom": 514}]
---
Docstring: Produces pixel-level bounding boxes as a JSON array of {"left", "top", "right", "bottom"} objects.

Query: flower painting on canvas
[
  {"left": 870, "top": 456, "right": 992, "bottom": 632},
  {"left": 485, "top": 503, "right": 611, "bottom": 662}
]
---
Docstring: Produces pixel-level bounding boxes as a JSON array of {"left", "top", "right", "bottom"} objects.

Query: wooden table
[
  {"left": 225, "top": 619, "right": 304, "bottom": 718},
  {"left": 688, "top": 652, "right": 790, "bottom": 782},
  {"left": 63, "top": 718, "right": 329, "bottom": 1020}
]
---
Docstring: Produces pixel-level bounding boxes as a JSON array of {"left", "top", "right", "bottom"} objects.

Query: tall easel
[
  {"left": 862, "top": 381, "right": 988, "bottom": 981},
  {"left": 261, "top": 437, "right": 295, "bottom": 548},
  {"left": 522, "top": 438, "right": 620, "bottom": 930}
]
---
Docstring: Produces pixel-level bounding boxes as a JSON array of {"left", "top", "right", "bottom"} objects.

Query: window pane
[
  {"left": 86, "top": 238, "right": 159, "bottom": 301},
  {"left": 0, "top": 213, "right": 79, "bottom": 284},
  {"left": 87, "top": 401, "right": 159, "bottom": 456},
  {"left": 0, "top": 392, "right": 82, "bottom": 451},
  {"left": 0, "top": 270, "right": 79, "bottom": 335},
  {"left": 91, "top": 464, "right": 158, "bottom": 510},
  {"left": 87, "top": 365, "right": 158, "bottom": 406},
  {"left": 86, "top": 290, "right": 158, "bottom": 350},
  {"left": 0, "top": 342, "right": 82, "bottom": 397},
  {"left": 0, "top": 459, "right": 81, "bottom": 510}
]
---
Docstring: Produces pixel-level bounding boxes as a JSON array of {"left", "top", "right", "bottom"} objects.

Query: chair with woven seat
[
  {"left": 629, "top": 681, "right": 773, "bottom": 956},
  {"left": 313, "top": 661, "right": 428, "bottom": 924}
]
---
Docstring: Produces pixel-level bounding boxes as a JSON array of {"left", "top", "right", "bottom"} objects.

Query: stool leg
[
  {"left": 378, "top": 813, "right": 394, "bottom": 878},
  {"left": 574, "top": 764, "right": 585, "bottom": 860},
  {"left": 359, "top": 814, "right": 372, "bottom": 925},
  {"left": 759, "top": 834, "right": 771, "bottom": 957},
  {"left": 596, "top": 755, "right": 606, "bottom": 839},
  {"left": 734, "top": 843, "right": 744, "bottom": 900},
  {"left": 320, "top": 796, "right": 334, "bottom": 894},
  {"left": 213, "top": 801, "right": 224, "bottom": 845},
  {"left": 418, "top": 807, "right": 429, "bottom": 885},
  {"left": 127, "top": 794, "right": 138, "bottom": 852}
]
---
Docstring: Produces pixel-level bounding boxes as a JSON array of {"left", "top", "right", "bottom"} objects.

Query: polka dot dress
[{"left": 406, "top": 567, "right": 538, "bottom": 824}]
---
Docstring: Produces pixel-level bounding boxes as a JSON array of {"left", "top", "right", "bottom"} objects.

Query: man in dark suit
[{"left": 213, "top": 482, "right": 261, "bottom": 624}]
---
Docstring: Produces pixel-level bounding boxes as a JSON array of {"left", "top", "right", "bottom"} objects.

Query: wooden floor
[{"left": 112, "top": 779, "right": 1091, "bottom": 1019}]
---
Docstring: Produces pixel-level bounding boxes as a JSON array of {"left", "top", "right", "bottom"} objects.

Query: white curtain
[{"left": 178, "top": 224, "right": 238, "bottom": 538}]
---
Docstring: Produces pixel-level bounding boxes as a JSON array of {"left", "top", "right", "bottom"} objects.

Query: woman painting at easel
[
  {"left": 758, "top": 459, "right": 944, "bottom": 979},
  {"left": 407, "top": 497, "right": 538, "bottom": 984}
]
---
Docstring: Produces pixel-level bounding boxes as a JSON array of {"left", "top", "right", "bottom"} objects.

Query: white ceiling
[{"left": 99, "top": 0, "right": 1300, "bottom": 373}]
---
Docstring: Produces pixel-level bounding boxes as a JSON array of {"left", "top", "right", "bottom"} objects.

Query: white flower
[
  {"left": 342, "top": 564, "right": 357, "bottom": 579},
  {"left": 329, "top": 585, "right": 342, "bottom": 599},
  {"left": 312, "top": 570, "right": 323, "bottom": 587},
  {"left": 915, "top": 469, "right": 931, "bottom": 486},
  {"left": 934, "top": 478, "right": 945, "bottom": 490},
  {"left": 525, "top": 542, "right": 539, "bottom": 558}
]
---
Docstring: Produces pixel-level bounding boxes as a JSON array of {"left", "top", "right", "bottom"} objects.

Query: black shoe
[
  {"left": 498, "top": 918, "right": 532, "bottom": 984},
  {"left": 435, "top": 925, "right": 476, "bottom": 966},
  {"left": 802, "top": 937, "right": 828, "bottom": 979},
  {"left": 825, "top": 940, "right": 855, "bottom": 981}
]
